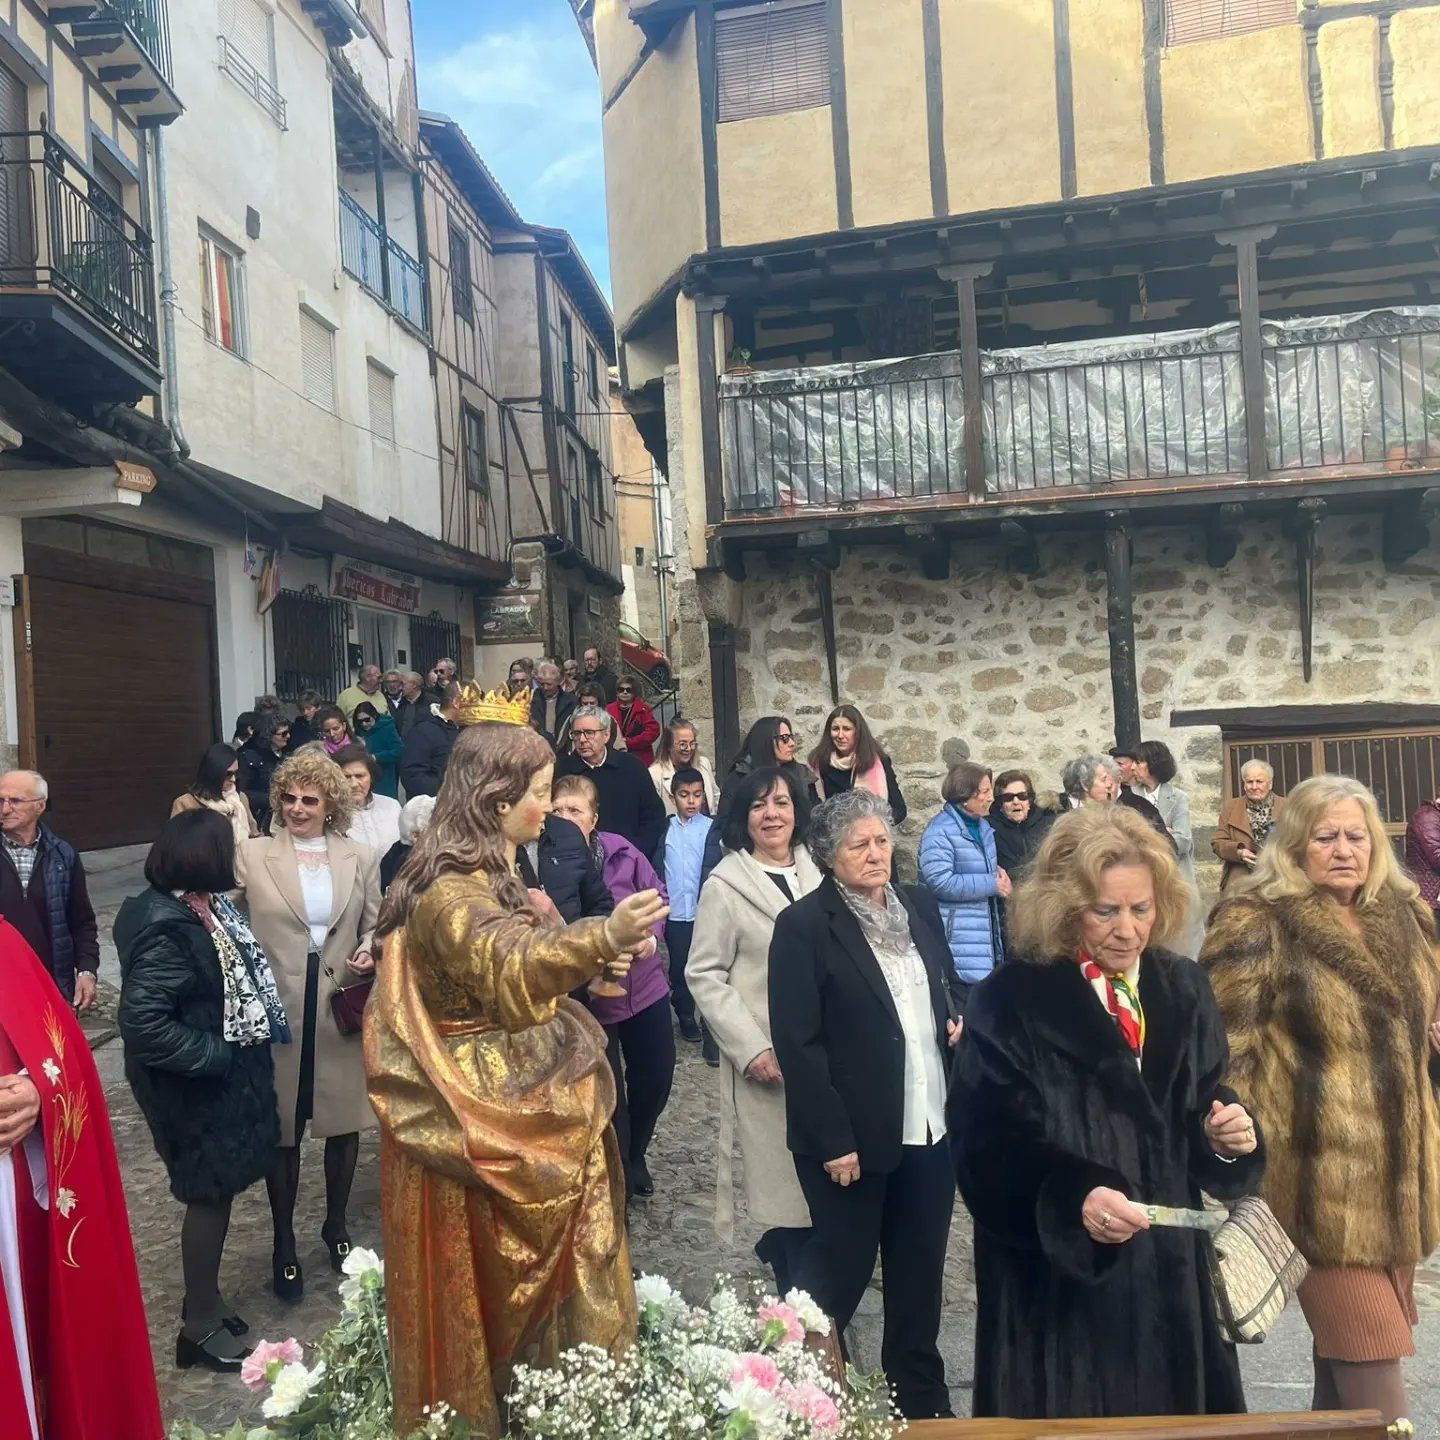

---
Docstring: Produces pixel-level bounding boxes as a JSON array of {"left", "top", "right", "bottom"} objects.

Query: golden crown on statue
[{"left": 454, "top": 681, "right": 532, "bottom": 727}]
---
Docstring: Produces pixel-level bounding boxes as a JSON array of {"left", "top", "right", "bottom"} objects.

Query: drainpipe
[{"left": 152, "top": 126, "right": 189, "bottom": 459}]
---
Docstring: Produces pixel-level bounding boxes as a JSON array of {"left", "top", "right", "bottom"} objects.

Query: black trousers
[
  {"left": 605, "top": 995, "right": 677, "bottom": 1190},
  {"left": 665, "top": 920, "right": 695, "bottom": 1022},
  {"left": 793, "top": 1140, "right": 954, "bottom": 1419}
]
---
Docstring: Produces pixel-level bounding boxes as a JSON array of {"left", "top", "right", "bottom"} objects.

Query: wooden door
[{"left": 26, "top": 558, "right": 217, "bottom": 850}]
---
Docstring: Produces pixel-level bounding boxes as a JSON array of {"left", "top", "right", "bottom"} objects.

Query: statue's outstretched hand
[{"left": 604, "top": 889, "right": 669, "bottom": 952}]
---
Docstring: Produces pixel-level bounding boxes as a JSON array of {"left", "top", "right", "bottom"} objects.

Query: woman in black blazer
[{"left": 768, "top": 789, "right": 964, "bottom": 1421}]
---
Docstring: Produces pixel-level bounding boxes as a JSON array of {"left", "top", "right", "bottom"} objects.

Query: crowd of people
[{"left": 1, "top": 644, "right": 1437, "bottom": 1434}]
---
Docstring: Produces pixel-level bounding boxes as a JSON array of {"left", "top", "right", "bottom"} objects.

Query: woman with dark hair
[
  {"left": 988, "top": 769, "right": 1057, "bottom": 880},
  {"left": 171, "top": 744, "right": 259, "bottom": 849},
  {"left": 808, "top": 704, "right": 906, "bottom": 822},
  {"left": 770, "top": 789, "right": 964, "bottom": 1419},
  {"left": 236, "top": 716, "right": 292, "bottom": 831},
  {"left": 685, "top": 765, "right": 821, "bottom": 1292},
  {"left": 351, "top": 701, "right": 403, "bottom": 799},
  {"left": 1132, "top": 739, "right": 1203, "bottom": 955},
  {"left": 716, "top": 715, "right": 813, "bottom": 828},
  {"left": 919, "top": 761, "right": 1009, "bottom": 998},
  {"left": 115, "top": 810, "right": 287, "bottom": 1371},
  {"left": 336, "top": 743, "right": 403, "bottom": 858},
  {"left": 366, "top": 721, "right": 667, "bottom": 1434},
  {"left": 314, "top": 705, "right": 355, "bottom": 758}
]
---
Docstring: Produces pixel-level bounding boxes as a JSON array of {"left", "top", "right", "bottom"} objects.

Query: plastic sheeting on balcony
[{"left": 718, "top": 306, "right": 1440, "bottom": 516}]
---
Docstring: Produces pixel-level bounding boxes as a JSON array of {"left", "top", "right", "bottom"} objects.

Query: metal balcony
[
  {"left": 53, "top": 0, "right": 181, "bottom": 123},
  {"left": 0, "top": 129, "right": 160, "bottom": 403},
  {"left": 338, "top": 188, "right": 427, "bottom": 332}
]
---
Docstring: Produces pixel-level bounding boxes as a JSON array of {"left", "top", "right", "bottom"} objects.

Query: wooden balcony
[
  {"left": 716, "top": 308, "right": 1440, "bottom": 534},
  {"left": 51, "top": 0, "right": 181, "bottom": 124}
]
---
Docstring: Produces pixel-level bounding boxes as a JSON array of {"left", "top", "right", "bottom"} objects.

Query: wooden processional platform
[{"left": 902, "top": 1411, "right": 1389, "bottom": 1438}]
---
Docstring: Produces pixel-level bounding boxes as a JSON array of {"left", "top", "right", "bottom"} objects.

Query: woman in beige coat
[
  {"left": 235, "top": 750, "right": 380, "bottom": 1302},
  {"left": 686, "top": 765, "right": 821, "bottom": 1294}
]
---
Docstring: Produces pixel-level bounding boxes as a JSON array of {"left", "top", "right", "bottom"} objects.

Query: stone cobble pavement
[{"left": 85, "top": 849, "right": 1440, "bottom": 1433}]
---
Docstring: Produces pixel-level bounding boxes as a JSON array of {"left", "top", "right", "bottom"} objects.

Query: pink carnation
[
  {"left": 729, "top": 1352, "right": 781, "bottom": 1391},
  {"left": 782, "top": 1380, "right": 842, "bottom": 1433},
  {"left": 757, "top": 1301, "right": 804, "bottom": 1345},
  {"left": 241, "top": 1337, "right": 304, "bottom": 1392}
]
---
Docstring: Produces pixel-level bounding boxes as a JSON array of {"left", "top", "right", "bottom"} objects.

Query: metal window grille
[
  {"left": 299, "top": 309, "right": 335, "bottom": 411},
  {"left": 716, "top": 1, "right": 829, "bottom": 123},
  {"left": 409, "top": 612, "right": 461, "bottom": 681},
  {"left": 1164, "top": 0, "right": 1296, "bottom": 46},
  {"left": 449, "top": 222, "right": 473, "bottom": 323},
  {"left": 1224, "top": 728, "right": 1440, "bottom": 837},
  {"left": 367, "top": 360, "right": 395, "bottom": 446},
  {"left": 270, "top": 584, "right": 350, "bottom": 702}
]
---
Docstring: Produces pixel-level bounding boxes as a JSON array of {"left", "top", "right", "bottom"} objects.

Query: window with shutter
[
  {"left": 716, "top": 1, "right": 829, "bottom": 124},
  {"left": 299, "top": 309, "right": 335, "bottom": 412},
  {"left": 219, "top": 0, "right": 285, "bottom": 124},
  {"left": 449, "top": 223, "right": 473, "bottom": 323},
  {"left": 1163, "top": 0, "right": 1296, "bottom": 46},
  {"left": 367, "top": 361, "right": 396, "bottom": 447},
  {"left": 462, "top": 406, "right": 488, "bottom": 498}
]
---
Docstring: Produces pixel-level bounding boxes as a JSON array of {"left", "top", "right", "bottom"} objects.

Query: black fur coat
[{"left": 949, "top": 950, "right": 1265, "bottom": 1420}]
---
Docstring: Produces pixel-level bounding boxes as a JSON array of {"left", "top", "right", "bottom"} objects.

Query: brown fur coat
[{"left": 1201, "top": 886, "right": 1440, "bottom": 1268}]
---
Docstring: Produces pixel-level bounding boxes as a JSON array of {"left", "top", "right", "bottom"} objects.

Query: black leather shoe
[
  {"left": 176, "top": 1327, "right": 250, "bottom": 1373},
  {"left": 182, "top": 1301, "right": 249, "bottom": 1337},
  {"left": 632, "top": 1158, "right": 655, "bottom": 1197},
  {"left": 678, "top": 1015, "right": 701, "bottom": 1042},
  {"left": 321, "top": 1222, "right": 352, "bottom": 1275},
  {"left": 702, "top": 1030, "right": 720, "bottom": 1067},
  {"left": 272, "top": 1257, "right": 303, "bottom": 1301}
]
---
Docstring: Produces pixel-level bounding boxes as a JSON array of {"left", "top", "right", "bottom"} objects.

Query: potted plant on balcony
[{"left": 726, "top": 344, "right": 755, "bottom": 377}]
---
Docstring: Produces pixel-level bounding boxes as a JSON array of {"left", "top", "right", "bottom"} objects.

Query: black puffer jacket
[
  {"left": 114, "top": 887, "right": 279, "bottom": 1204},
  {"left": 532, "top": 815, "right": 614, "bottom": 922},
  {"left": 400, "top": 714, "right": 459, "bottom": 797},
  {"left": 237, "top": 736, "right": 282, "bottom": 830}
]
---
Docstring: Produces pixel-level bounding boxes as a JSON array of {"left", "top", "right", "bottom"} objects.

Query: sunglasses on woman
[
  {"left": 281, "top": 792, "right": 322, "bottom": 808},
  {"left": 1001, "top": 790, "right": 1033, "bottom": 804}
]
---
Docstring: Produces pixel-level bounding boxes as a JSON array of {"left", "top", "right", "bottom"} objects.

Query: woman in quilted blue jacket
[{"left": 918, "top": 761, "right": 1010, "bottom": 1004}]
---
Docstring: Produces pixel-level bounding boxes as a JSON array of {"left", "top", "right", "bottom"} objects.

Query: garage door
[{"left": 20, "top": 544, "right": 217, "bottom": 851}]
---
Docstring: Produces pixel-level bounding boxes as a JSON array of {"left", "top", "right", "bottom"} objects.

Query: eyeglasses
[
  {"left": 776, "top": 733, "right": 796, "bottom": 745},
  {"left": 0, "top": 796, "right": 41, "bottom": 808},
  {"left": 572, "top": 727, "right": 604, "bottom": 738},
  {"left": 225, "top": 768, "right": 240, "bottom": 779},
  {"left": 281, "top": 793, "right": 323, "bottom": 808},
  {"left": 1001, "top": 791, "right": 1033, "bottom": 804}
]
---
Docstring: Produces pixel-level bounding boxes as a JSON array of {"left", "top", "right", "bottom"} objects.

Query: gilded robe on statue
[{"left": 364, "top": 870, "right": 637, "bottom": 1436}]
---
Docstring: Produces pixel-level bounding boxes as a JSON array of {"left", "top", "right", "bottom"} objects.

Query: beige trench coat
[
  {"left": 236, "top": 830, "right": 380, "bottom": 1145},
  {"left": 685, "top": 846, "right": 821, "bottom": 1240}
]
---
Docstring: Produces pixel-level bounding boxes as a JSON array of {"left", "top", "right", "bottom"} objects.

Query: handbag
[
  {"left": 1144, "top": 1195, "right": 1308, "bottom": 1344},
  {"left": 325, "top": 961, "right": 374, "bottom": 1037}
]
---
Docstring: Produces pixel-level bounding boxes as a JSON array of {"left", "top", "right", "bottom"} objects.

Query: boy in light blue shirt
[{"left": 658, "top": 767, "right": 712, "bottom": 1050}]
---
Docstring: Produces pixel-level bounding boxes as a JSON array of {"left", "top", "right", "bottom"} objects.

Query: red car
[{"left": 619, "top": 621, "right": 672, "bottom": 692}]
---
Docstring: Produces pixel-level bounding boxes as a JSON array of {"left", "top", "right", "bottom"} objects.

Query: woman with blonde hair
[
  {"left": 1202, "top": 775, "right": 1440, "bottom": 1428},
  {"left": 365, "top": 721, "right": 667, "bottom": 1434},
  {"left": 951, "top": 804, "right": 1263, "bottom": 1419},
  {"left": 234, "top": 749, "right": 380, "bottom": 1300}
]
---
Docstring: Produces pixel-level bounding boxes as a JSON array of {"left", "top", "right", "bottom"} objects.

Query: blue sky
[{"left": 411, "top": 1, "right": 611, "bottom": 297}]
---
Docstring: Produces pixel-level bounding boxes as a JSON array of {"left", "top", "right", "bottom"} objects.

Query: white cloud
[{"left": 418, "top": 14, "right": 611, "bottom": 294}]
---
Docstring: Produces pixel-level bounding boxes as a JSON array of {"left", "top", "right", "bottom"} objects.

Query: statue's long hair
[{"left": 376, "top": 722, "right": 554, "bottom": 938}]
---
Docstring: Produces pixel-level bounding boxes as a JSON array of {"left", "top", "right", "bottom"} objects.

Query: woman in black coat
[
  {"left": 769, "top": 789, "right": 964, "bottom": 1420},
  {"left": 114, "top": 811, "right": 286, "bottom": 1374},
  {"left": 988, "top": 768, "right": 1058, "bottom": 877},
  {"left": 950, "top": 804, "right": 1265, "bottom": 1420}
]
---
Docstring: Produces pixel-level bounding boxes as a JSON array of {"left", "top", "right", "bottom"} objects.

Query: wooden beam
[
  {"left": 1104, "top": 511, "right": 1141, "bottom": 752},
  {"left": 1217, "top": 226, "right": 1276, "bottom": 481},
  {"left": 707, "top": 620, "right": 741, "bottom": 772},
  {"left": 1292, "top": 497, "right": 1326, "bottom": 682},
  {"left": 696, "top": 4, "right": 721, "bottom": 251},
  {"left": 797, "top": 529, "right": 841, "bottom": 571},
  {"left": 939, "top": 261, "right": 993, "bottom": 501},
  {"left": 1206, "top": 502, "right": 1243, "bottom": 568},
  {"left": 921, "top": 0, "right": 947, "bottom": 217},
  {"left": 721, "top": 541, "right": 747, "bottom": 583},
  {"left": 694, "top": 296, "right": 727, "bottom": 530},
  {"left": 905, "top": 523, "right": 950, "bottom": 580},
  {"left": 1381, "top": 487, "right": 1440, "bottom": 568},
  {"left": 826, "top": 0, "right": 853, "bottom": 230},
  {"left": 1052, "top": 0, "right": 1077, "bottom": 200},
  {"left": 812, "top": 562, "right": 841, "bottom": 705},
  {"left": 1140, "top": 0, "right": 1165, "bottom": 185}
]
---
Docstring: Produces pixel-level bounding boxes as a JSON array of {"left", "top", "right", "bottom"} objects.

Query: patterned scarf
[
  {"left": 182, "top": 893, "right": 292, "bottom": 1046},
  {"left": 1078, "top": 951, "right": 1145, "bottom": 1065},
  {"left": 839, "top": 882, "right": 923, "bottom": 1000},
  {"left": 1246, "top": 795, "right": 1276, "bottom": 843}
]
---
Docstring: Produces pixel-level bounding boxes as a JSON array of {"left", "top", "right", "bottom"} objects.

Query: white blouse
[
  {"left": 293, "top": 835, "right": 332, "bottom": 953},
  {"left": 346, "top": 794, "right": 402, "bottom": 859}
]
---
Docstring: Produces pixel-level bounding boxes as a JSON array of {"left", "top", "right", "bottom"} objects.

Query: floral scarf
[
  {"left": 839, "top": 882, "right": 925, "bottom": 1001},
  {"left": 1246, "top": 795, "right": 1276, "bottom": 843},
  {"left": 182, "top": 892, "right": 292, "bottom": 1046}
]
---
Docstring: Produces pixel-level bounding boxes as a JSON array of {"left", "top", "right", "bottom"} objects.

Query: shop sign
[
  {"left": 331, "top": 557, "right": 422, "bottom": 614},
  {"left": 476, "top": 588, "right": 542, "bottom": 642}
]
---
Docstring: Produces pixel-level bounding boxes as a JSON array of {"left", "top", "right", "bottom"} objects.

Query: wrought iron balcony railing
[
  {"left": 719, "top": 308, "right": 1440, "bottom": 518},
  {"left": 103, "top": 0, "right": 173, "bottom": 83},
  {"left": 0, "top": 130, "right": 158, "bottom": 364},
  {"left": 338, "top": 188, "right": 426, "bottom": 332}
]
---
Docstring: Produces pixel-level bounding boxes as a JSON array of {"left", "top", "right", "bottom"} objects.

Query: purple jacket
[{"left": 587, "top": 832, "right": 670, "bottom": 1024}]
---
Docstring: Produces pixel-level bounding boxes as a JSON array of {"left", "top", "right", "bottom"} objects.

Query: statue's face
[{"left": 502, "top": 763, "right": 554, "bottom": 847}]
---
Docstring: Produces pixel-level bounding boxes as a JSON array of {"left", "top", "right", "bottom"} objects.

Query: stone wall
[{"left": 693, "top": 512, "right": 1440, "bottom": 884}]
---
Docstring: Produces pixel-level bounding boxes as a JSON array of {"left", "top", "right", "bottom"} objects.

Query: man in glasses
[
  {"left": 555, "top": 706, "right": 666, "bottom": 858},
  {"left": 0, "top": 771, "right": 99, "bottom": 1010}
]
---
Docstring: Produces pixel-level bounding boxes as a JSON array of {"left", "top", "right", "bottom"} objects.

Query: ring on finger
[{"left": 1101, "top": 1212, "right": 1113, "bottom": 1231}]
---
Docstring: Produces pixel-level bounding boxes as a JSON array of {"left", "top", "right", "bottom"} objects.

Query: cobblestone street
[{"left": 83, "top": 850, "right": 1440, "bottom": 1434}]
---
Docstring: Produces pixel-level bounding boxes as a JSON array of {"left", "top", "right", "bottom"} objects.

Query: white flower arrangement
[{"left": 507, "top": 1277, "right": 900, "bottom": 1440}]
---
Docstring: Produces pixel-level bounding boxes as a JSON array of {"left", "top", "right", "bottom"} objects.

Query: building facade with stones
[{"left": 584, "top": 0, "right": 1440, "bottom": 880}]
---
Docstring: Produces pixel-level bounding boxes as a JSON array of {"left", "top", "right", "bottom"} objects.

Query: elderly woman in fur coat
[
  {"left": 950, "top": 804, "right": 1264, "bottom": 1420},
  {"left": 1202, "top": 774, "right": 1440, "bottom": 1429}
]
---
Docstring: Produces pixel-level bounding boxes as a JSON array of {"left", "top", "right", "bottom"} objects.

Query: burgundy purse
[{"left": 326, "top": 963, "right": 374, "bottom": 1036}]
